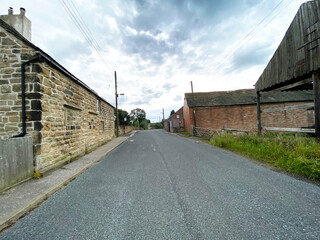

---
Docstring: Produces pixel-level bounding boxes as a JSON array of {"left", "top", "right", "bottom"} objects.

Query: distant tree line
[
  {"left": 116, "top": 108, "right": 150, "bottom": 130},
  {"left": 150, "top": 122, "right": 163, "bottom": 129}
]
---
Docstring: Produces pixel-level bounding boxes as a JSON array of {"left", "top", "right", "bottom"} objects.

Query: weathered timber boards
[
  {"left": 255, "top": 1, "right": 320, "bottom": 92},
  {"left": 261, "top": 103, "right": 314, "bottom": 113},
  {"left": 259, "top": 78, "right": 313, "bottom": 95},
  {"left": 263, "top": 127, "right": 315, "bottom": 133},
  {"left": 314, "top": 72, "right": 320, "bottom": 141}
]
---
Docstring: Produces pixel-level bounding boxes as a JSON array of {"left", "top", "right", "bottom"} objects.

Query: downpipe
[{"left": 12, "top": 53, "right": 41, "bottom": 138}]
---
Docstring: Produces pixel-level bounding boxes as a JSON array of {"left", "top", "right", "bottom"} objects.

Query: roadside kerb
[{"left": 0, "top": 131, "right": 136, "bottom": 232}]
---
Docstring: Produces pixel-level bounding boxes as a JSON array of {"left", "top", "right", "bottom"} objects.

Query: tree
[
  {"left": 139, "top": 119, "right": 149, "bottom": 130},
  {"left": 117, "top": 109, "right": 130, "bottom": 125},
  {"left": 170, "top": 110, "right": 175, "bottom": 116},
  {"left": 130, "top": 108, "right": 146, "bottom": 124},
  {"left": 150, "top": 122, "right": 163, "bottom": 129}
]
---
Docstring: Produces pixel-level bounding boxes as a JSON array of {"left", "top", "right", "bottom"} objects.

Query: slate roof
[
  {"left": 0, "top": 18, "right": 114, "bottom": 108},
  {"left": 185, "top": 89, "right": 314, "bottom": 107}
]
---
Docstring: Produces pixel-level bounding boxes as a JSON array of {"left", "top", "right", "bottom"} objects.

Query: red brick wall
[
  {"left": 183, "top": 101, "right": 313, "bottom": 134},
  {"left": 261, "top": 102, "right": 313, "bottom": 128},
  {"left": 165, "top": 107, "right": 184, "bottom": 132},
  {"left": 183, "top": 98, "right": 194, "bottom": 133},
  {"left": 196, "top": 105, "right": 257, "bottom": 132}
]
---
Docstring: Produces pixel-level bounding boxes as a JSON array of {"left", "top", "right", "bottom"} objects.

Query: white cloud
[{"left": 0, "top": 0, "right": 306, "bottom": 122}]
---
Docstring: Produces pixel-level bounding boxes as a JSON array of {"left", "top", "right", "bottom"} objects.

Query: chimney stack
[
  {"left": 0, "top": 7, "right": 31, "bottom": 41},
  {"left": 20, "top": 8, "right": 25, "bottom": 16}
]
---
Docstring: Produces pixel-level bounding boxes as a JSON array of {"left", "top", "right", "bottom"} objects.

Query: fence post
[{"left": 257, "top": 91, "right": 262, "bottom": 136}]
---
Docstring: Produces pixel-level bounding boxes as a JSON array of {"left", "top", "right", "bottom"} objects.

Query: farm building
[
  {"left": 183, "top": 89, "right": 314, "bottom": 137},
  {"left": 255, "top": 0, "right": 320, "bottom": 140},
  {"left": 0, "top": 8, "right": 115, "bottom": 175},
  {"left": 164, "top": 107, "right": 184, "bottom": 133}
]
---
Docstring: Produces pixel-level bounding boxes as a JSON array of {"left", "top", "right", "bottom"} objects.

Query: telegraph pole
[
  {"left": 162, "top": 108, "right": 165, "bottom": 128},
  {"left": 115, "top": 71, "right": 119, "bottom": 137},
  {"left": 162, "top": 108, "right": 165, "bottom": 122}
]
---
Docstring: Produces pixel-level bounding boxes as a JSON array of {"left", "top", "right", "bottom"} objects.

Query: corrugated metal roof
[{"left": 185, "top": 89, "right": 314, "bottom": 107}]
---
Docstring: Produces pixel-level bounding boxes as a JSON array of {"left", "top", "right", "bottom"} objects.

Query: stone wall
[
  {"left": 34, "top": 63, "right": 115, "bottom": 172},
  {"left": 0, "top": 24, "right": 115, "bottom": 173},
  {"left": 0, "top": 25, "right": 36, "bottom": 139},
  {"left": 117, "top": 125, "right": 134, "bottom": 136}
]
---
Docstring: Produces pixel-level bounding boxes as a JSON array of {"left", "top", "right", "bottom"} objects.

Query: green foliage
[
  {"left": 150, "top": 122, "right": 163, "bottom": 129},
  {"left": 34, "top": 172, "right": 42, "bottom": 179},
  {"left": 209, "top": 133, "right": 320, "bottom": 181},
  {"left": 129, "top": 108, "right": 151, "bottom": 129},
  {"left": 117, "top": 109, "right": 130, "bottom": 125},
  {"left": 170, "top": 110, "right": 175, "bottom": 116},
  {"left": 130, "top": 108, "right": 146, "bottom": 123},
  {"left": 139, "top": 119, "right": 149, "bottom": 130}
]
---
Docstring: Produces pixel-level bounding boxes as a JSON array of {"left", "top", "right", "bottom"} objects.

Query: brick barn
[
  {"left": 0, "top": 8, "right": 115, "bottom": 173},
  {"left": 255, "top": 1, "right": 320, "bottom": 139},
  {"left": 164, "top": 107, "right": 184, "bottom": 133},
  {"left": 183, "top": 89, "right": 314, "bottom": 136}
]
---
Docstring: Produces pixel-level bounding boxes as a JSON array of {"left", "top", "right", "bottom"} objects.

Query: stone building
[
  {"left": 0, "top": 9, "right": 115, "bottom": 173},
  {"left": 183, "top": 89, "right": 314, "bottom": 136},
  {"left": 164, "top": 107, "right": 184, "bottom": 133}
]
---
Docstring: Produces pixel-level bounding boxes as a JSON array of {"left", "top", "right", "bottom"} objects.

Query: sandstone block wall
[
  {"left": 0, "top": 25, "right": 115, "bottom": 172},
  {"left": 0, "top": 27, "right": 37, "bottom": 139},
  {"left": 34, "top": 63, "right": 115, "bottom": 171},
  {"left": 117, "top": 125, "right": 134, "bottom": 136}
]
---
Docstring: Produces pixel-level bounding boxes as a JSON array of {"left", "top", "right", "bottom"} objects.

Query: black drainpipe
[{"left": 12, "top": 53, "right": 41, "bottom": 138}]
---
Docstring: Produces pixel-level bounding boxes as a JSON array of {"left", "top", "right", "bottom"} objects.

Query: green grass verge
[
  {"left": 209, "top": 133, "right": 320, "bottom": 181},
  {"left": 180, "top": 131, "right": 191, "bottom": 137}
]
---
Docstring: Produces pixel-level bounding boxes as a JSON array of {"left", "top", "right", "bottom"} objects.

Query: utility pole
[
  {"left": 162, "top": 108, "right": 165, "bottom": 128},
  {"left": 313, "top": 72, "right": 320, "bottom": 142},
  {"left": 191, "top": 81, "right": 197, "bottom": 136},
  {"left": 115, "top": 71, "right": 119, "bottom": 137}
]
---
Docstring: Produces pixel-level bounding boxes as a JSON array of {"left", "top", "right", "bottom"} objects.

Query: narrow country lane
[{"left": 1, "top": 130, "right": 320, "bottom": 239}]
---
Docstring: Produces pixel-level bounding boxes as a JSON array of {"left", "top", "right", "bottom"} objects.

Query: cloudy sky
[{"left": 1, "top": 0, "right": 306, "bottom": 122}]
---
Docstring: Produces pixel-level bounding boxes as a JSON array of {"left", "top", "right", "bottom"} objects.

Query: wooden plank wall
[{"left": 255, "top": 0, "right": 320, "bottom": 92}]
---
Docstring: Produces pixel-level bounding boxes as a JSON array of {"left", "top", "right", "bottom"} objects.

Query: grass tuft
[
  {"left": 180, "top": 131, "right": 191, "bottom": 137},
  {"left": 209, "top": 133, "right": 320, "bottom": 181}
]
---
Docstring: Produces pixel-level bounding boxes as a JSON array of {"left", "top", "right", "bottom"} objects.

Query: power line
[
  {"left": 59, "top": 0, "right": 114, "bottom": 87},
  {"left": 66, "top": 0, "right": 115, "bottom": 88},
  {"left": 209, "top": 0, "right": 294, "bottom": 75},
  {"left": 68, "top": 0, "right": 104, "bottom": 54}
]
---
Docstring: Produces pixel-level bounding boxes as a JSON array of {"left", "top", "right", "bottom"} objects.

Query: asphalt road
[{"left": 1, "top": 130, "right": 320, "bottom": 239}]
